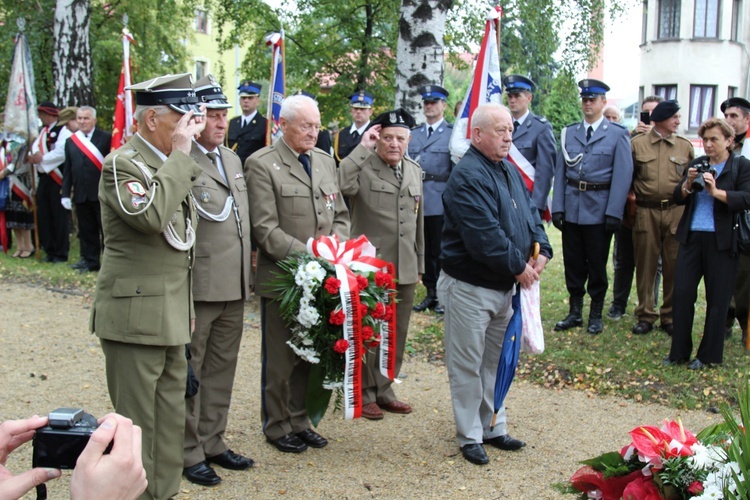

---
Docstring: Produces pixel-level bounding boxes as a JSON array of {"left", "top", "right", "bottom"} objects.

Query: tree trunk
[
  {"left": 53, "top": 0, "right": 93, "bottom": 107},
  {"left": 394, "top": 0, "right": 453, "bottom": 123}
]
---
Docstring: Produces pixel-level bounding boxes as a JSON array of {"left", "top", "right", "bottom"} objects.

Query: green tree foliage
[{"left": 538, "top": 69, "right": 582, "bottom": 138}]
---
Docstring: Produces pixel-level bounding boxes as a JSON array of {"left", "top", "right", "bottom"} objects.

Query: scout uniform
[
  {"left": 227, "top": 81, "right": 267, "bottom": 166},
  {"left": 92, "top": 73, "right": 203, "bottom": 500}
]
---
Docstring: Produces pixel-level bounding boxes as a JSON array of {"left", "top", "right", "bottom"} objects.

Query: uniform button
[
  {"left": 400, "top": 194, "right": 404, "bottom": 198},
  {"left": 400, "top": 207, "right": 404, "bottom": 211},
  {"left": 400, "top": 232, "right": 404, "bottom": 236},
  {"left": 202, "top": 181, "right": 206, "bottom": 186},
  {"left": 400, "top": 219, "right": 404, "bottom": 223},
  {"left": 318, "top": 226, "right": 323, "bottom": 231},
  {"left": 584, "top": 149, "right": 588, "bottom": 154},
  {"left": 317, "top": 210, "right": 322, "bottom": 215},
  {"left": 190, "top": 176, "right": 196, "bottom": 181},
  {"left": 295, "top": 189, "right": 299, "bottom": 194},
  {"left": 135, "top": 287, "right": 142, "bottom": 294},
  {"left": 315, "top": 195, "right": 320, "bottom": 199}
]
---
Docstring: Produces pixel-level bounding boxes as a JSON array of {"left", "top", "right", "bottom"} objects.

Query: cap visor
[{"left": 169, "top": 103, "right": 204, "bottom": 115}]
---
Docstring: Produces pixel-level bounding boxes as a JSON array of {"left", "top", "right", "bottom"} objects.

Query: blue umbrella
[{"left": 490, "top": 289, "right": 522, "bottom": 431}]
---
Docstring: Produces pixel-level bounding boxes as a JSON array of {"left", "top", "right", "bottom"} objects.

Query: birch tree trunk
[
  {"left": 394, "top": 0, "right": 453, "bottom": 123},
  {"left": 53, "top": 0, "right": 93, "bottom": 106}
]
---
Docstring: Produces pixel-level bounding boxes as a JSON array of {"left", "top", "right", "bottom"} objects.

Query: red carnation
[
  {"left": 362, "top": 326, "right": 375, "bottom": 344},
  {"left": 371, "top": 302, "right": 387, "bottom": 320},
  {"left": 359, "top": 303, "right": 369, "bottom": 317},
  {"left": 329, "top": 309, "right": 345, "bottom": 325},
  {"left": 375, "top": 271, "right": 393, "bottom": 289},
  {"left": 324, "top": 277, "right": 341, "bottom": 295},
  {"left": 687, "top": 482, "right": 703, "bottom": 495},
  {"left": 356, "top": 275, "right": 369, "bottom": 291},
  {"left": 384, "top": 304, "right": 396, "bottom": 321},
  {"left": 333, "top": 339, "right": 349, "bottom": 354},
  {"left": 366, "top": 334, "right": 382, "bottom": 348}
]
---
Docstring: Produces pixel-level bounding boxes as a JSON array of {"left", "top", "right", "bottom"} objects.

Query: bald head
[{"left": 470, "top": 103, "right": 513, "bottom": 163}]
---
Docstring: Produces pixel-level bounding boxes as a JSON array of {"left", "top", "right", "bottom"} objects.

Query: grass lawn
[{"left": 2, "top": 228, "right": 749, "bottom": 410}]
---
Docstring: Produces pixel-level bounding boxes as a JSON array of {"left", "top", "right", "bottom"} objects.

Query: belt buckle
[
  {"left": 578, "top": 181, "right": 587, "bottom": 191},
  {"left": 421, "top": 171, "right": 425, "bottom": 180},
  {"left": 660, "top": 199, "right": 669, "bottom": 209}
]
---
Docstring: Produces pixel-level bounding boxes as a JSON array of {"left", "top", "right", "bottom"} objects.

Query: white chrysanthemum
[
  {"left": 322, "top": 380, "right": 343, "bottom": 390},
  {"left": 304, "top": 261, "right": 326, "bottom": 282},
  {"left": 302, "top": 280, "right": 317, "bottom": 295},
  {"left": 297, "top": 305, "right": 320, "bottom": 328},
  {"left": 294, "top": 268, "right": 307, "bottom": 286},
  {"left": 689, "top": 444, "right": 726, "bottom": 469},
  {"left": 693, "top": 482, "right": 723, "bottom": 499},
  {"left": 301, "top": 335, "right": 314, "bottom": 346},
  {"left": 286, "top": 341, "right": 320, "bottom": 363}
]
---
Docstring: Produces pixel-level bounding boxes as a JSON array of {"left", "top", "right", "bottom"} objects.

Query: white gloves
[{"left": 61, "top": 197, "right": 72, "bottom": 210}]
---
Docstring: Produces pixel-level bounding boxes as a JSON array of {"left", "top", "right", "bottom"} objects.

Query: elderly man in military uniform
[
  {"left": 227, "top": 81, "right": 267, "bottom": 166},
  {"left": 630, "top": 100, "right": 694, "bottom": 337},
  {"left": 723, "top": 97, "right": 750, "bottom": 342},
  {"left": 552, "top": 79, "right": 633, "bottom": 335},
  {"left": 92, "top": 73, "right": 206, "bottom": 499},
  {"left": 502, "top": 75, "right": 556, "bottom": 220},
  {"left": 247, "top": 95, "right": 349, "bottom": 453},
  {"left": 181, "top": 75, "right": 254, "bottom": 487},
  {"left": 339, "top": 109, "right": 424, "bottom": 420},
  {"left": 290, "top": 89, "right": 333, "bottom": 154},
  {"left": 334, "top": 90, "right": 374, "bottom": 164},
  {"left": 409, "top": 85, "right": 452, "bottom": 315}
]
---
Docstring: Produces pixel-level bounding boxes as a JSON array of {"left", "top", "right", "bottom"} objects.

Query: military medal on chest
[
  {"left": 325, "top": 193, "right": 336, "bottom": 211},
  {"left": 200, "top": 190, "right": 210, "bottom": 203}
]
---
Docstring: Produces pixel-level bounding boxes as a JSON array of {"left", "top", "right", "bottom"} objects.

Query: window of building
[
  {"left": 654, "top": 85, "right": 678, "bottom": 100},
  {"left": 195, "top": 10, "right": 208, "bottom": 33},
  {"left": 689, "top": 85, "right": 715, "bottom": 129},
  {"left": 731, "top": 0, "right": 742, "bottom": 41},
  {"left": 642, "top": 0, "right": 649, "bottom": 43},
  {"left": 729, "top": 86, "right": 737, "bottom": 99},
  {"left": 195, "top": 61, "right": 206, "bottom": 80},
  {"left": 658, "top": 0, "right": 681, "bottom": 38},
  {"left": 694, "top": 0, "right": 719, "bottom": 38}
]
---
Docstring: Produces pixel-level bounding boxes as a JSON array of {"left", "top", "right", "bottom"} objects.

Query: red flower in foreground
[
  {"left": 371, "top": 302, "right": 387, "bottom": 320},
  {"left": 356, "top": 275, "right": 369, "bottom": 291},
  {"left": 375, "top": 271, "right": 393, "bottom": 289},
  {"left": 366, "top": 334, "right": 382, "bottom": 348},
  {"left": 687, "top": 481, "right": 704, "bottom": 495},
  {"left": 385, "top": 304, "right": 396, "bottom": 321},
  {"left": 362, "top": 326, "right": 375, "bottom": 342},
  {"left": 359, "top": 303, "right": 369, "bottom": 318},
  {"left": 569, "top": 466, "right": 642, "bottom": 500},
  {"left": 329, "top": 310, "right": 345, "bottom": 325},
  {"left": 622, "top": 476, "right": 661, "bottom": 500},
  {"left": 324, "top": 277, "right": 341, "bottom": 295},
  {"left": 333, "top": 339, "right": 349, "bottom": 354}
]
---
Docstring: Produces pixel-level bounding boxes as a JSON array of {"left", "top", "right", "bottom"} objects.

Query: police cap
[
  {"left": 418, "top": 84, "right": 449, "bottom": 102},
  {"left": 238, "top": 81, "right": 262, "bottom": 97},
  {"left": 502, "top": 75, "right": 535, "bottom": 94},
  {"left": 578, "top": 79, "right": 610, "bottom": 98},
  {"left": 349, "top": 90, "right": 374, "bottom": 108}
]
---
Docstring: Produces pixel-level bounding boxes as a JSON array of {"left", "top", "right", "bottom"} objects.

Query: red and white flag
[
  {"left": 265, "top": 32, "right": 285, "bottom": 145},
  {"left": 112, "top": 28, "right": 135, "bottom": 150}
]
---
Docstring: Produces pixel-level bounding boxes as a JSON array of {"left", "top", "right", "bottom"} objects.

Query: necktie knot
[
  {"left": 392, "top": 163, "right": 402, "bottom": 181},
  {"left": 427, "top": 126, "right": 433, "bottom": 138},
  {"left": 299, "top": 154, "right": 311, "bottom": 178},
  {"left": 206, "top": 152, "right": 218, "bottom": 166},
  {"left": 586, "top": 126, "right": 593, "bottom": 141},
  {"left": 352, "top": 130, "right": 360, "bottom": 140},
  {"left": 513, "top": 121, "right": 520, "bottom": 133}
]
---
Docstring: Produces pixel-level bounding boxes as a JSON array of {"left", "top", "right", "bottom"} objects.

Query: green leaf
[
  {"left": 306, "top": 364, "right": 332, "bottom": 427},
  {"left": 580, "top": 451, "right": 626, "bottom": 472}
]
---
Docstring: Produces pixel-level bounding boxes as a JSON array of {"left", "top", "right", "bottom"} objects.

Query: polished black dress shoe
[
  {"left": 70, "top": 260, "right": 88, "bottom": 270},
  {"left": 687, "top": 358, "right": 710, "bottom": 370},
  {"left": 484, "top": 434, "right": 526, "bottom": 451},
  {"left": 413, "top": 296, "right": 438, "bottom": 312},
  {"left": 460, "top": 443, "right": 489, "bottom": 465},
  {"left": 295, "top": 429, "right": 328, "bottom": 448},
  {"left": 587, "top": 318, "right": 603, "bottom": 335},
  {"left": 266, "top": 433, "right": 308, "bottom": 453},
  {"left": 433, "top": 303, "right": 445, "bottom": 314},
  {"left": 207, "top": 449, "right": 254, "bottom": 470},
  {"left": 661, "top": 356, "right": 687, "bottom": 367},
  {"left": 632, "top": 320, "right": 653, "bottom": 335},
  {"left": 183, "top": 462, "right": 221, "bottom": 486}
]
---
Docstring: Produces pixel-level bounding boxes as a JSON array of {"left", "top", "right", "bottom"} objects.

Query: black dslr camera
[
  {"left": 691, "top": 158, "right": 716, "bottom": 193},
  {"left": 32, "top": 408, "right": 109, "bottom": 469}
]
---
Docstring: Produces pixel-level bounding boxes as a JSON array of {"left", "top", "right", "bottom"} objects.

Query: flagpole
[
  {"left": 266, "top": 40, "right": 275, "bottom": 146},
  {"left": 122, "top": 14, "right": 134, "bottom": 141}
]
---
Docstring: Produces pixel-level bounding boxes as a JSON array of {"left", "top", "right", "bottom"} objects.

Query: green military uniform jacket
[
  {"left": 631, "top": 128, "right": 694, "bottom": 202},
  {"left": 92, "top": 133, "right": 202, "bottom": 346}
]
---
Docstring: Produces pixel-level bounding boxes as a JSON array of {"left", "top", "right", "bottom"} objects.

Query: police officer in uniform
[
  {"left": 502, "top": 75, "right": 556, "bottom": 218},
  {"left": 409, "top": 85, "right": 452, "bottom": 314},
  {"left": 227, "top": 81, "right": 267, "bottom": 166},
  {"left": 182, "top": 75, "right": 254, "bottom": 486},
  {"left": 247, "top": 94, "right": 350, "bottom": 453},
  {"left": 339, "top": 108, "right": 424, "bottom": 420},
  {"left": 334, "top": 90, "right": 374, "bottom": 164},
  {"left": 92, "top": 73, "right": 206, "bottom": 500},
  {"left": 552, "top": 79, "right": 633, "bottom": 334}
]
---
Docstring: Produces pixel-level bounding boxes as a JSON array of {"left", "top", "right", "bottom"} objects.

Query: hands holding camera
[{"left": 0, "top": 413, "right": 146, "bottom": 500}]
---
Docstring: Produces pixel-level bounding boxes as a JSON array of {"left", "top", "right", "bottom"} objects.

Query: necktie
[
  {"left": 243, "top": 118, "right": 248, "bottom": 128},
  {"left": 352, "top": 130, "right": 359, "bottom": 140},
  {"left": 299, "top": 154, "right": 311, "bottom": 178},
  {"left": 206, "top": 152, "right": 218, "bottom": 167},
  {"left": 586, "top": 126, "right": 593, "bottom": 142},
  {"left": 392, "top": 163, "right": 402, "bottom": 182},
  {"left": 513, "top": 121, "right": 520, "bottom": 133},
  {"left": 427, "top": 126, "right": 433, "bottom": 138}
]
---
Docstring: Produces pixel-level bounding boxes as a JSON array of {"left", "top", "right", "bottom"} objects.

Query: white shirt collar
[
  {"left": 514, "top": 110, "right": 530, "bottom": 126},
  {"left": 242, "top": 111, "right": 257, "bottom": 123},
  {"left": 136, "top": 132, "right": 168, "bottom": 162},
  {"left": 426, "top": 118, "right": 444, "bottom": 131},
  {"left": 350, "top": 121, "right": 369, "bottom": 135},
  {"left": 584, "top": 115, "right": 606, "bottom": 133}
]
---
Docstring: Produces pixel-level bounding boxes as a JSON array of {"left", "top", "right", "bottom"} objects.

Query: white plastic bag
[{"left": 520, "top": 280, "right": 544, "bottom": 354}]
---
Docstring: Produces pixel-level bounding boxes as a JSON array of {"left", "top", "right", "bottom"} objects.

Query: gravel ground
[{"left": 0, "top": 282, "right": 723, "bottom": 499}]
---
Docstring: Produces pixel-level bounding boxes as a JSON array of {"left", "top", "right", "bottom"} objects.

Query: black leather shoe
[
  {"left": 661, "top": 356, "right": 687, "bottom": 367},
  {"left": 587, "top": 318, "right": 603, "bottom": 335},
  {"left": 183, "top": 462, "right": 221, "bottom": 486},
  {"left": 413, "top": 296, "right": 438, "bottom": 312},
  {"left": 555, "top": 314, "right": 583, "bottom": 331},
  {"left": 484, "top": 434, "right": 526, "bottom": 451},
  {"left": 70, "top": 260, "right": 87, "bottom": 270},
  {"left": 607, "top": 306, "right": 624, "bottom": 320},
  {"left": 632, "top": 321, "right": 653, "bottom": 335},
  {"left": 687, "top": 358, "right": 709, "bottom": 370},
  {"left": 207, "top": 449, "right": 254, "bottom": 470},
  {"left": 660, "top": 323, "right": 674, "bottom": 336},
  {"left": 266, "top": 433, "right": 308, "bottom": 453},
  {"left": 460, "top": 443, "right": 489, "bottom": 465},
  {"left": 433, "top": 303, "right": 445, "bottom": 314},
  {"left": 295, "top": 429, "right": 328, "bottom": 448}
]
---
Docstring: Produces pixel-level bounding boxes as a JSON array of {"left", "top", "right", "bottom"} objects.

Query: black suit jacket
[
  {"left": 62, "top": 129, "right": 112, "bottom": 203},
  {"left": 674, "top": 153, "right": 750, "bottom": 251},
  {"left": 227, "top": 114, "right": 268, "bottom": 166}
]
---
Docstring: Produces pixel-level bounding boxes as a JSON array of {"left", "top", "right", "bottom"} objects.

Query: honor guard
[
  {"left": 227, "top": 80, "right": 268, "bottom": 166},
  {"left": 552, "top": 79, "right": 633, "bottom": 335},
  {"left": 182, "top": 74, "right": 255, "bottom": 486},
  {"left": 334, "top": 90, "right": 374, "bottom": 164},
  {"left": 502, "top": 75, "right": 556, "bottom": 219},
  {"left": 409, "top": 84, "right": 453, "bottom": 315},
  {"left": 92, "top": 72, "right": 206, "bottom": 499}
]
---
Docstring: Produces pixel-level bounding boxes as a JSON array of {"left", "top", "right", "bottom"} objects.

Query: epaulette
[
  {"left": 312, "top": 146, "right": 333, "bottom": 158},
  {"left": 254, "top": 145, "right": 276, "bottom": 159},
  {"left": 609, "top": 121, "right": 627, "bottom": 130},
  {"left": 444, "top": 122, "right": 454, "bottom": 129},
  {"left": 564, "top": 122, "right": 579, "bottom": 129},
  {"left": 404, "top": 156, "right": 421, "bottom": 170},
  {"left": 675, "top": 135, "right": 694, "bottom": 147},
  {"left": 218, "top": 144, "right": 238, "bottom": 156},
  {"left": 534, "top": 115, "right": 549, "bottom": 124}
]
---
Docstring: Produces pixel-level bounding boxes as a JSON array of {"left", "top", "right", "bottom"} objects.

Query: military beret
[
  {"left": 418, "top": 84, "right": 449, "bottom": 102},
  {"left": 368, "top": 108, "right": 416, "bottom": 130},
  {"left": 238, "top": 81, "right": 262, "bottom": 97},
  {"left": 720, "top": 97, "right": 750, "bottom": 114},
  {"left": 194, "top": 74, "right": 232, "bottom": 109},
  {"left": 57, "top": 107, "right": 78, "bottom": 125},
  {"left": 578, "top": 79, "right": 610, "bottom": 98},
  {"left": 127, "top": 73, "right": 201, "bottom": 115},
  {"left": 349, "top": 90, "right": 374, "bottom": 108},
  {"left": 650, "top": 99, "right": 680, "bottom": 122},
  {"left": 502, "top": 75, "right": 535, "bottom": 94},
  {"left": 37, "top": 101, "right": 59, "bottom": 117}
]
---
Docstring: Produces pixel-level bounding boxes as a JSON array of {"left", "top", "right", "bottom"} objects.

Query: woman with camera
[{"left": 664, "top": 117, "right": 750, "bottom": 369}]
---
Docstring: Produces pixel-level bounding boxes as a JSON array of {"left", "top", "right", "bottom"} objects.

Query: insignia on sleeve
[
  {"left": 131, "top": 195, "right": 148, "bottom": 208},
  {"left": 126, "top": 181, "right": 146, "bottom": 196}
]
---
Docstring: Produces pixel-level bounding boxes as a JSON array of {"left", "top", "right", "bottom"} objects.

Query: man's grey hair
[
  {"left": 471, "top": 103, "right": 511, "bottom": 131},
  {"left": 134, "top": 104, "right": 171, "bottom": 124},
  {"left": 78, "top": 105, "right": 97, "bottom": 119},
  {"left": 280, "top": 95, "right": 318, "bottom": 121}
]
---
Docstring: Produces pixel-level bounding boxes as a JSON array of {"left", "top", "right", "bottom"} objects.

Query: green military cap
[
  {"left": 127, "top": 73, "right": 201, "bottom": 115},
  {"left": 194, "top": 74, "right": 232, "bottom": 109}
]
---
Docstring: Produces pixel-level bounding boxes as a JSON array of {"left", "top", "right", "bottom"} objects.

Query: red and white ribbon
[{"left": 70, "top": 131, "right": 104, "bottom": 171}]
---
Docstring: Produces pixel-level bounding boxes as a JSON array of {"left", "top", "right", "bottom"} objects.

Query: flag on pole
[
  {"left": 265, "top": 32, "right": 285, "bottom": 145},
  {"left": 4, "top": 31, "right": 38, "bottom": 141},
  {"left": 111, "top": 28, "right": 135, "bottom": 150}
]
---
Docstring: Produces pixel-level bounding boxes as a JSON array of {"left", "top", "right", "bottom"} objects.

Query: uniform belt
[
  {"left": 566, "top": 179, "right": 610, "bottom": 191},
  {"left": 422, "top": 172, "right": 450, "bottom": 182},
  {"left": 636, "top": 199, "right": 676, "bottom": 209}
]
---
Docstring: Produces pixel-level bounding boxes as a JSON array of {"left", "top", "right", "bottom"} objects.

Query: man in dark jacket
[{"left": 437, "top": 103, "right": 552, "bottom": 466}]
